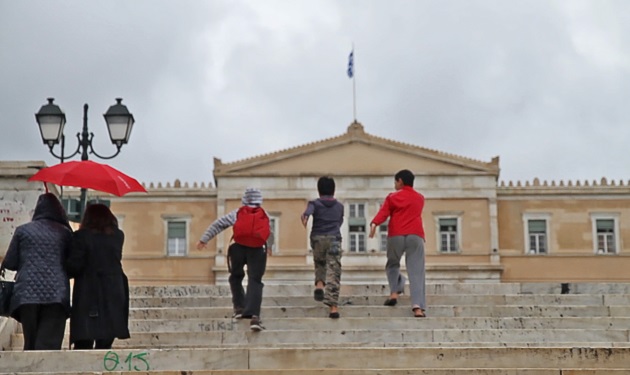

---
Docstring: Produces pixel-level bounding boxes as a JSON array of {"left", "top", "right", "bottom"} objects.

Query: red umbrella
[{"left": 28, "top": 160, "right": 147, "bottom": 197}]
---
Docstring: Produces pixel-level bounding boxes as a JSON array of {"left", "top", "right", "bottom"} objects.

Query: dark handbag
[{"left": 0, "top": 268, "right": 15, "bottom": 317}]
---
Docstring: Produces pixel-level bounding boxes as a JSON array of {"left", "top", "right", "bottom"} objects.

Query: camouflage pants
[{"left": 311, "top": 235, "right": 342, "bottom": 307}]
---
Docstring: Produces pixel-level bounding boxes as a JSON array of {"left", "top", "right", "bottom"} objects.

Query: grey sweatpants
[{"left": 386, "top": 235, "right": 426, "bottom": 309}]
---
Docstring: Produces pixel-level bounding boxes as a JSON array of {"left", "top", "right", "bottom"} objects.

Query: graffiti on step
[
  {"left": 103, "top": 351, "right": 150, "bottom": 371},
  {"left": 198, "top": 320, "right": 236, "bottom": 331}
]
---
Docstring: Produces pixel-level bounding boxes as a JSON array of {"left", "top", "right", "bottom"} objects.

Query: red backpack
[{"left": 233, "top": 206, "right": 270, "bottom": 248}]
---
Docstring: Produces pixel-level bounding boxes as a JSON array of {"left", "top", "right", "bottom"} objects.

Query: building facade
[{"left": 2, "top": 123, "right": 629, "bottom": 284}]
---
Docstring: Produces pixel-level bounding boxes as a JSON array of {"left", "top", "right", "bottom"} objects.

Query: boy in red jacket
[{"left": 369, "top": 169, "right": 426, "bottom": 317}]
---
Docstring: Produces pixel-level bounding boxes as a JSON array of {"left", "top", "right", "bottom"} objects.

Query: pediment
[{"left": 214, "top": 122, "right": 499, "bottom": 177}]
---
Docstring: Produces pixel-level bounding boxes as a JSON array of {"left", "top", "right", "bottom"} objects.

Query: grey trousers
[{"left": 386, "top": 235, "right": 426, "bottom": 309}]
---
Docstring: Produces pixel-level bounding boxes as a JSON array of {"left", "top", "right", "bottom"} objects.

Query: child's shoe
[
  {"left": 232, "top": 307, "right": 244, "bottom": 319},
  {"left": 314, "top": 288, "right": 324, "bottom": 302},
  {"left": 250, "top": 316, "right": 265, "bottom": 331}
]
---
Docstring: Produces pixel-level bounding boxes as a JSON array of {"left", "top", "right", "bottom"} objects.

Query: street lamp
[{"left": 35, "top": 97, "right": 135, "bottom": 220}]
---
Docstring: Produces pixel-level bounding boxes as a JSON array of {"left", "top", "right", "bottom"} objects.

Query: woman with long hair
[{"left": 66, "top": 203, "right": 130, "bottom": 349}]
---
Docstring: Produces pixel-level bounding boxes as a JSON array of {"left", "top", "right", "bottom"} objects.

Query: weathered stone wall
[{"left": 0, "top": 161, "right": 48, "bottom": 257}]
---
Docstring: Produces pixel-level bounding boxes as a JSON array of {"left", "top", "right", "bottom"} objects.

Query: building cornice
[
  {"left": 0, "top": 161, "right": 47, "bottom": 177},
  {"left": 214, "top": 122, "right": 500, "bottom": 177},
  {"left": 498, "top": 177, "right": 630, "bottom": 196}
]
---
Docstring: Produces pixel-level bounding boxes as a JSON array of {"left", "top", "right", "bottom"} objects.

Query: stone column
[{"left": 489, "top": 197, "right": 500, "bottom": 264}]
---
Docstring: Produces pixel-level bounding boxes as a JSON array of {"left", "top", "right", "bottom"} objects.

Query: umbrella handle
[{"left": 44, "top": 182, "right": 49, "bottom": 193}]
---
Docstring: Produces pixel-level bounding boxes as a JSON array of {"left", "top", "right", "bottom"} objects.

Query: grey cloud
[{"left": 1, "top": 0, "right": 629, "bottom": 185}]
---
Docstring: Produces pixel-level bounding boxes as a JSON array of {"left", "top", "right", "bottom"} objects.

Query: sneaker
[
  {"left": 383, "top": 298, "right": 398, "bottom": 306},
  {"left": 250, "top": 316, "right": 265, "bottom": 332},
  {"left": 314, "top": 288, "right": 324, "bottom": 302},
  {"left": 232, "top": 307, "right": 244, "bottom": 319}
]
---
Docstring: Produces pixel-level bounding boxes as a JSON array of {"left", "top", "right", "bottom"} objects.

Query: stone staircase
[{"left": 1, "top": 282, "right": 630, "bottom": 374}]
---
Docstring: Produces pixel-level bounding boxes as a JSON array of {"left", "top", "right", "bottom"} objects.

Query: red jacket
[{"left": 371, "top": 186, "right": 425, "bottom": 238}]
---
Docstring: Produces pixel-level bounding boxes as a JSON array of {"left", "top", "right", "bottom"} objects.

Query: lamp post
[{"left": 35, "top": 97, "right": 135, "bottom": 220}]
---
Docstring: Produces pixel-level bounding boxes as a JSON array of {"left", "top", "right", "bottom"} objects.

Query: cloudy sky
[{"left": 2, "top": 0, "right": 629, "bottom": 186}]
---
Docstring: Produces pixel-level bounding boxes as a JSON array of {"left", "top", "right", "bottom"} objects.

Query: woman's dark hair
[
  {"left": 80, "top": 203, "right": 118, "bottom": 234},
  {"left": 317, "top": 176, "right": 336, "bottom": 196},
  {"left": 395, "top": 169, "right": 415, "bottom": 187}
]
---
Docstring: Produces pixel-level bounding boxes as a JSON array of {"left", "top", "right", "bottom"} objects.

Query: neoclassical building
[{"left": 2, "top": 122, "right": 629, "bottom": 284}]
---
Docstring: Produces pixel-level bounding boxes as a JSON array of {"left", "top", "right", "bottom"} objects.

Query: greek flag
[{"left": 347, "top": 50, "right": 354, "bottom": 78}]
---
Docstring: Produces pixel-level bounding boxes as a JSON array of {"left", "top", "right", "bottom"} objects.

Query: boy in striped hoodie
[{"left": 197, "top": 188, "right": 274, "bottom": 331}]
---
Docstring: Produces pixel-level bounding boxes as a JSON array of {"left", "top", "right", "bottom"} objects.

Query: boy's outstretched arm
[
  {"left": 369, "top": 196, "right": 391, "bottom": 238},
  {"left": 265, "top": 231, "right": 275, "bottom": 256},
  {"left": 301, "top": 201, "right": 315, "bottom": 228},
  {"left": 368, "top": 223, "right": 378, "bottom": 239},
  {"left": 196, "top": 209, "right": 237, "bottom": 250},
  {"left": 300, "top": 215, "right": 309, "bottom": 228}
]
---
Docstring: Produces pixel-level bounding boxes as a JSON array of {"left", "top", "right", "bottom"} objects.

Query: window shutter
[
  {"left": 528, "top": 220, "right": 546, "bottom": 233},
  {"left": 348, "top": 217, "right": 366, "bottom": 226},
  {"left": 596, "top": 219, "right": 614, "bottom": 231},
  {"left": 168, "top": 221, "right": 186, "bottom": 238},
  {"left": 439, "top": 218, "right": 457, "bottom": 227}
]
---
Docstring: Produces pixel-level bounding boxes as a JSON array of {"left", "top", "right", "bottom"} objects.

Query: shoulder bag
[{"left": 0, "top": 268, "right": 15, "bottom": 317}]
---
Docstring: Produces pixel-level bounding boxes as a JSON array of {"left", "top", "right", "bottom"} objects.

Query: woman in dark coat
[
  {"left": 1, "top": 193, "right": 72, "bottom": 350},
  {"left": 66, "top": 203, "right": 130, "bottom": 350}
]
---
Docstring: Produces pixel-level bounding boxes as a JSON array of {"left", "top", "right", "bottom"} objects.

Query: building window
[
  {"left": 62, "top": 198, "right": 81, "bottom": 223},
  {"left": 593, "top": 217, "right": 618, "bottom": 254},
  {"left": 349, "top": 225, "right": 366, "bottom": 252},
  {"left": 268, "top": 215, "right": 279, "bottom": 254},
  {"left": 527, "top": 219, "right": 547, "bottom": 254},
  {"left": 438, "top": 217, "right": 458, "bottom": 253},
  {"left": 347, "top": 202, "right": 367, "bottom": 253},
  {"left": 349, "top": 203, "right": 365, "bottom": 219},
  {"left": 167, "top": 220, "right": 187, "bottom": 256},
  {"left": 379, "top": 223, "right": 388, "bottom": 252},
  {"left": 522, "top": 213, "right": 551, "bottom": 255}
]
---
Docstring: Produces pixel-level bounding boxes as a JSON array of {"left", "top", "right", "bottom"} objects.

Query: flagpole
[
  {"left": 352, "top": 56, "right": 357, "bottom": 121},
  {"left": 352, "top": 44, "right": 357, "bottom": 122}
]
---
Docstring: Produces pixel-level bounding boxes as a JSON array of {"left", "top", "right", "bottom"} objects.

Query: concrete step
[
  {"left": 123, "top": 316, "right": 630, "bottom": 332},
  {"left": 1, "top": 347, "right": 630, "bottom": 372},
  {"left": 12, "top": 341, "right": 630, "bottom": 351},
  {"left": 124, "top": 305, "right": 627, "bottom": 320},
  {"left": 129, "top": 283, "right": 527, "bottom": 298},
  {"left": 6, "top": 282, "right": 630, "bottom": 372},
  {"left": 10, "top": 341, "right": 628, "bottom": 353},
  {"left": 129, "top": 283, "right": 630, "bottom": 297},
  {"left": 11, "top": 328, "right": 630, "bottom": 349},
  {"left": 3, "top": 370, "right": 630, "bottom": 375},
  {"left": 58, "top": 315, "right": 630, "bottom": 332},
  {"left": 128, "top": 294, "right": 624, "bottom": 308},
  {"left": 19, "top": 316, "right": 630, "bottom": 335}
]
